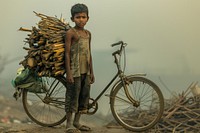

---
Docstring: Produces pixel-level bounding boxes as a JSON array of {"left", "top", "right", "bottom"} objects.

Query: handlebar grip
[{"left": 111, "top": 41, "right": 123, "bottom": 47}]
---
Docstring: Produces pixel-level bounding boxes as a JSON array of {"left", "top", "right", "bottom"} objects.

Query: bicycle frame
[{"left": 91, "top": 72, "right": 119, "bottom": 106}]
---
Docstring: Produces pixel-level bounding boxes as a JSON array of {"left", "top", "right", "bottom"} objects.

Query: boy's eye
[{"left": 75, "top": 16, "right": 87, "bottom": 19}]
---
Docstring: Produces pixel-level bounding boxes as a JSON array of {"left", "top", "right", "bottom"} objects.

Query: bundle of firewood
[{"left": 19, "top": 11, "right": 71, "bottom": 76}]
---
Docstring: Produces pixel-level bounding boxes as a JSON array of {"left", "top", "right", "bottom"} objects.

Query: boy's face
[{"left": 71, "top": 12, "right": 89, "bottom": 28}]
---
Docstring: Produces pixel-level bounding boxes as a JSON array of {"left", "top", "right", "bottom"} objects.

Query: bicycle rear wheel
[
  {"left": 110, "top": 76, "right": 164, "bottom": 132},
  {"left": 22, "top": 76, "right": 66, "bottom": 127}
]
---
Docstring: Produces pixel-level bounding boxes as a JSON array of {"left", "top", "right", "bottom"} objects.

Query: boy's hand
[
  {"left": 67, "top": 73, "right": 74, "bottom": 83},
  {"left": 90, "top": 74, "right": 95, "bottom": 84}
]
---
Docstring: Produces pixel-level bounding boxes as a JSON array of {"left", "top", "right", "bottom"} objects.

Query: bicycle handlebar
[
  {"left": 111, "top": 41, "right": 123, "bottom": 47},
  {"left": 111, "top": 41, "right": 127, "bottom": 56}
]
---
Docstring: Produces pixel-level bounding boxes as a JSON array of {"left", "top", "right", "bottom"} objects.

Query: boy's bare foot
[
  {"left": 65, "top": 128, "right": 81, "bottom": 133},
  {"left": 74, "top": 124, "right": 91, "bottom": 131}
]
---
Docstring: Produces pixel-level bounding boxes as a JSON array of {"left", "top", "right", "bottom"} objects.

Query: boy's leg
[
  {"left": 65, "top": 76, "right": 81, "bottom": 114},
  {"left": 73, "top": 74, "right": 91, "bottom": 131},
  {"left": 78, "top": 74, "right": 90, "bottom": 112},
  {"left": 73, "top": 112, "right": 91, "bottom": 131},
  {"left": 66, "top": 112, "right": 74, "bottom": 128},
  {"left": 65, "top": 77, "right": 81, "bottom": 132},
  {"left": 73, "top": 112, "right": 81, "bottom": 126}
]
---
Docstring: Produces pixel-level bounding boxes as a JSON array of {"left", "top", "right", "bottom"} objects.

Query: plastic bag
[{"left": 12, "top": 67, "right": 46, "bottom": 93}]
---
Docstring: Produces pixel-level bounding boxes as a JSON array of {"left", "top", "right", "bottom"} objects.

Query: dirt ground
[
  {"left": 0, "top": 123, "right": 133, "bottom": 133},
  {"left": 0, "top": 94, "right": 134, "bottom": 133}
]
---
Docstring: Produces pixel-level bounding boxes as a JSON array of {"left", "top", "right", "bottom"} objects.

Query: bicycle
[{"left": 21, "top": 41, "right": 164, "bottom": 132}]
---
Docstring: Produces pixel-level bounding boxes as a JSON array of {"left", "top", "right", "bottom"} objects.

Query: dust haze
[{"left": 0, "top": 0, "right": 200, "bottom": 114}]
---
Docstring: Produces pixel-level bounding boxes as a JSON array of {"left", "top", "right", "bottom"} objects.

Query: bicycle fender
[{"left": 128, "top": 73, "right": 147, "bottom": 77}]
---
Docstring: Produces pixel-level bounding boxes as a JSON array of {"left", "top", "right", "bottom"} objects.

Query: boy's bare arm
[
  {"left": 88, "top": 31, "right": 95, "bottom": 84},
  {"left": 65, "top": 30, "right": 74, "bottom": 83}
]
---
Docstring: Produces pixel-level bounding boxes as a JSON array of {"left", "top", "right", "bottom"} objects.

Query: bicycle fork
[
  {"left": 113, "top": 51, "right": 140, "bottom": 107},
  {"left": 122, "top": 76, "right": 140, "bottom": 107}
]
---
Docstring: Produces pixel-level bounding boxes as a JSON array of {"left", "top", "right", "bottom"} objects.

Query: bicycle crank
[{"left": 87, "top": 98, "right": 98, "bottom": 115}]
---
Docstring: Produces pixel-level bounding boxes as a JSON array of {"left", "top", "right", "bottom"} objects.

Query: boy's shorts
[{"left": 65, "top": 74, "right": 90, "bottom": 113}]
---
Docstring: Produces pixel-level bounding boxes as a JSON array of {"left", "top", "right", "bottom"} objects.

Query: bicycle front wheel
[
  {"left": 22, "top": 76, "right": 66, "bottom": 127},
  {"left": 110, "top": 76, "right": 164, "bottom": 132}
]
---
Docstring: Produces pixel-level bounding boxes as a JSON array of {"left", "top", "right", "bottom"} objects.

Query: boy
[{"left": 65, "top": 3, "right": 95, "bottom": 133}]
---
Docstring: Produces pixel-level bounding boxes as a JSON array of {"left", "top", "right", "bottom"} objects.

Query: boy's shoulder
[
  {"left": 66, "top": 28, "right": 77, "bottom": 37},
  {"left": 85, "top": 29, "right": 91, "bottom": 36},
  {"left": 66, "top": 28, "right": 75, "bottom": 34},
  {"left": 85, "top": 29, "right": 91, "bottom": 33}
]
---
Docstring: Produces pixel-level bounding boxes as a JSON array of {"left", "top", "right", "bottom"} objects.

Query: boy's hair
[{"left": 71, "top": 3, "right": 89, "bottom": 18}]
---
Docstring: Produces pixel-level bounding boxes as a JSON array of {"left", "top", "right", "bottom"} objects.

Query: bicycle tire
[
  {"left": 110, "top": 76, "right": 164, "bottom": 132},
  {"left": 22, "top": 76, "right": 67, "bottom": 127}
]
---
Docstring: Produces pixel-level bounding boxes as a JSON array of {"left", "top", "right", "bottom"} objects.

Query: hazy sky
[{"left": 0, "top": 0, "right": 200, "bottom": 98}]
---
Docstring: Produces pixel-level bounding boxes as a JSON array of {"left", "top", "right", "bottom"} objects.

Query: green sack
[{"left": 13, "top": 68, "right": 46, "bottom": 93}]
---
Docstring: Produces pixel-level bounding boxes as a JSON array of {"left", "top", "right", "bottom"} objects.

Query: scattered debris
[{"left": 154, "top": 82, "right": 200, "bottom": 132}]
